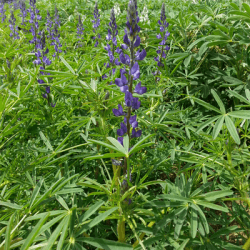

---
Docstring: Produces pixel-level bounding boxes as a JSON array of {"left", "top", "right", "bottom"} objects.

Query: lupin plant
[
  {"left": 154, "top": 3, "right": 170, "bottom": 69},
  {"left": 0, "top": 0, "right": 6, "bottom": 23},
  {"left": 113, "top": 0, "right": 146, "bottom": 151},
  {"left": 28, "top": 0, "right": 42, "bottom": 49},
  {"left": 103, "top": 8, "right": 121, "bottom": 81},
  {"left": 112, "top": 0, "right": 146, "bottom": 241},
  {"left": 92, "top": 1, "right": 100, "bottom": 47},
  {"left": 9, "top": 10, "right": 20, "bottom": 39},
  {"left": 19, "top": 0, "right": 27, "bottom": 26}
]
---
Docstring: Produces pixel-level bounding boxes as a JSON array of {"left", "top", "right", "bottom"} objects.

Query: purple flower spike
[
  {"left": 115, "top": 74, "right": 128, "bottom": 87},
  {"left": 134, "top": 82, "right": 147, "bottom": 95},
  {"left": 120, "top": 85, "right": 129, "bottom": 93},
  {"left": 113, "top": 104, "right": 124, "bottom": 116},
  {"left": 51, "top": 103, "right": 56, "bottom": 107},
  {"left": 42, "top": 93, "right": 48, "bottom": 99},
  {"left": 46, "top": 86, "right": 50, "bottom": 93},
  {"left": 117, "top": 122, "right": 127, "bottom": 136}
]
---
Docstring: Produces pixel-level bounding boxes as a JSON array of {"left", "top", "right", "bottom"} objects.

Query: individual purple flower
[
  {"left": 130, "top": 62, "right": 140, "bottom": 80},
  {"left": 131, "top": 128, "right": 141, "bottom": 138},
  {"left": 117, "top": 122, "right": 127, "bottom": 136},
  {"left": 113, "top": 104, "right": 125, "bottom": 117},
  {"left": 135, "top": 49, "right": 146, "bottom": 61},
  {"left": 134, "top": 82, "right": 147, "bottom": 94}
]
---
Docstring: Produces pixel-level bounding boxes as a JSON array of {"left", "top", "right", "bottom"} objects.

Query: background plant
[{"left": 0, "top": 0, "right": 250, "bottom": 249}]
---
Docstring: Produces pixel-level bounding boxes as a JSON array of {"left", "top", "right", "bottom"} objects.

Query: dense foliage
[{"left": 0, "top": 0, "right": 250, "bottom": 249}]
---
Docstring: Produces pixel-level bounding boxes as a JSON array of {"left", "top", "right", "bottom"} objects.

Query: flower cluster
[
  {"left": 19, "top": 0, "right": 27, "bottom": 26},
  {"left": 103, "top": 8, "right": 121, "bottom": 81},
  {"left": 140, "top": 6, "right": 150, "bottom": 24},
  {"left": 0, "top": 0, "right": 6, "bottom": 23},
  {"left": 46, "top": 10, "right": 53, "bottom": 40},
  {"left": 113, "top": 3, "right": 121, "bottom": 16},
  {"left": 112, "top": 0, "right": 147, "bottom": 146},
  {"left": 77, "top": 15, "right": 84, "bottom": 39},
  {"left": 9, "top": 10, "right": 20, "bottom": 39},
  {"left": 51, "top": 6, "right": 62, "bottom": 57},
  {"left": 92, "top": 2, "right": 100, "bottom": 47},
  {"left": 28, "top": 0, "right": 42, "bottom": 48},
  {"left": 154, "top": 3, "right": 170, "bottom": 67}
]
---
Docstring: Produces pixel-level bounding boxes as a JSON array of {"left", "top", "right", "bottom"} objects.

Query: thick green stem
[{"left": 117, "top": 217, "right": 126, "bottom": 242}]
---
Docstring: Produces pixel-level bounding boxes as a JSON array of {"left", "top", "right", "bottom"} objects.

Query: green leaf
[
  {"left": 159, "top": 194, "right": 192, "bottom": 203},
  {"left": 5, "top": 214, "right": 14, "bottom": 250},
  {"left": 20, "top": 213, "right": 50, "bottom": 250},
  {"left": 191, "top": 204, "right": 209, "bottom": 234},
  {"left": 192, "top": 97, "right": 221, "bottom": 113},
  {"left": 129, "top": 134, "right": 154, "bottom": 155},
  {"left": 227, "top": 90, "right": 250, "bottom": 104},
  {"left": 76, "top": 207, "right": 118, "bottom": 236},
  {"left": 212, "top": 115, "right": 224, "bottom": 139},
  {"left": 190, "top": 208, "right": 198, "bottom": 238},
  {"left": 177, "top": 239, "right": 190, "bottom": 250},
  {"left": 77, "top": 237, "right": 133, "bottom": 250},
  {"left": 30, "top": 178, "right": 44, "bottom": 209},
  {"left": 228, "top": 111, "right": 250, "bottom": 119},
  {"left": 84, "top": 153, "right": 125, "bottom": 161},
  {"left": 174, "top": 208, "right": 188, "bottom": 239},
  {"left": 39, "top": 131, "right": 53, "bottom": 151},
  {"left": 78, "top": 200, "right": 104, "bottom": 224},
  {"left": 0, "top": 201, "right": 22, "bottom": 210},
  {"left": 242, "top": 3, "right": 250, "bottom": 16},
  {"left": 211, "top": 89, "right": 226, "bottom": 113},
  {"left": 42, "top": 216, "right": 70, "bottom": 250},
  {"left": 196, "top": 200, "right": 229, "bottom": 212},
  {"left": 196, "top": 116, "right": 221, "bottom": 133},
  {"left": 88, "top": 139, "right": 123, "bottom": 154},
  {"left": 107, "top": 137, "right": 127, "bottom": 155},
  {"left": 201, "top": 190, "right": 233, "bottom": 201},
  {"left": 59, "top": 56, "right": 75, "bottom": 75},
  {"left": 225, "top": 115, "right": 240, "bottom": 145},
  {"left": 57, "top": 215, "right": 70, "bottom": 250}
]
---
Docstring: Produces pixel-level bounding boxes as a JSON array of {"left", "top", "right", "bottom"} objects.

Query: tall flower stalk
[
  {"left": 9, "top": 10, "right": 20, "bottom": 39},
  {"left": 19, "top": 0, "right": 27, "bottom": 26},
  {"left": 28, "top": 0, "right": 42, "bottom": 50},
  {"left": 112, "top": 0, "right": 146, "bottom": 242},
  {"left": 0, "top": 0, "right": 6, "bottom": 23},
  {"left": 154, "top": 4, "right": 170, "bottom": 72},
  {"left": 51, "top": 6, "right": 62, "bottom": 58},
  {"left": 92, "top": 2, "right": 100, "bottom": 47},
  {"left": 103, "top": 8, "right": 121, "bottom": 81}
]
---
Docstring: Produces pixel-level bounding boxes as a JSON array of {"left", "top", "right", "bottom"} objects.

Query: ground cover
[{"left": 0, "top": 0, "right": 250, "bottom": 249}]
